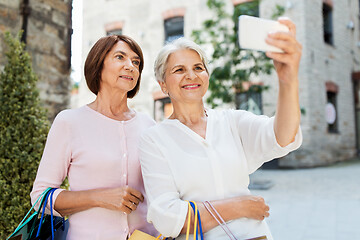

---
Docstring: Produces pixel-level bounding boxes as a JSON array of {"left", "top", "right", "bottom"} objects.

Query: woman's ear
[{"left": 158, "top": 81, "right": 168, "bottom": 95}]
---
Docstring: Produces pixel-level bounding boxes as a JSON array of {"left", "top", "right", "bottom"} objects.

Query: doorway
[{"left": 352, "top": 72, "right": 360, "bottom": 155}]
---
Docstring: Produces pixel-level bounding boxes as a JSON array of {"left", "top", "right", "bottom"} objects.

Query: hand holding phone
[{"left": 238, "top": 15, "right": 289, "bottom": 53}]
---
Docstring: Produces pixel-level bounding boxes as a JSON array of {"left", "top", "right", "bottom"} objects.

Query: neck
[
  {"left": 170, "top": 101, "right": 207, "bottom": 125},
  {"left": 89, "top": 90, "right": 133, "bottom": 121}
]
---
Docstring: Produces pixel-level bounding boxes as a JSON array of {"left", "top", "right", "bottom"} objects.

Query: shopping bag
[
  {"left": 7, "top": 188, "right": 68, "bottom": 240},
  {"left": 129, "top": 201, "right": 203, "bottom": 240},
  {"left": 128, "top": 230, "right": 162, "bottom": 240}
]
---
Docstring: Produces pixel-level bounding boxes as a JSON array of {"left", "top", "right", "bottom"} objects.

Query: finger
[
  {"left": 124, "top": 200, "right": 138, "bottom": 211},
  {"left": 121, "top": 201, "right": 133, "bottom": 214},
  {"left": 124, "top": 194, "right": 140, "bottom": 205},
  {"left": 266, "top": 38, "right": 294, "bottom": 54},
  {"left": 265, "top": 205, "right": 270, "bottom": 211},
  {"left": 130, "top": 190, "right": 144, "bottom": 202},
  {"left": 268, "top": 31, "right": 294, "bottom": 42},
  {"left": 124, "top": 186, "right": 144, "bottom": 202},
  {"left": 123, "top": 205, "right": 132, "bottom": 214},
  {"left": 255, "top": 196, "right": 265, "bottom": 202},
  {"left": 266, "top": 52, "right": 291, "bottom": 63},
  {"left": 277, "top": 17, "right": 296, "bottom": 36}
]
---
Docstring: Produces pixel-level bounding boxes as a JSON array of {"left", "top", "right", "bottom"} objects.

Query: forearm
[
  {"left": 54, "top": 189, "right": 101, "bottom": 216},
  {"left": 180, "top": 197, "right": 259, "bottom": 234},
  {"left": 274, "top": 79, "right": 300, "bottom": 147}
]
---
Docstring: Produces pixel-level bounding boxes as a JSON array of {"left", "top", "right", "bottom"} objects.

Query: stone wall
[{"left": 0, "top": 0, "right": 72, "bottom": 120}]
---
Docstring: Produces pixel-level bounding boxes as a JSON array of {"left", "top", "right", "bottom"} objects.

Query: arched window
[{"left": 325, "top": 81, "right": 338, "bottom": 133}]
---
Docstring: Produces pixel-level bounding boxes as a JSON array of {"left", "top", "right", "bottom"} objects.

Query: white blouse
[{"left": 139, "top": 109, "right": 302, "bottom": 240}]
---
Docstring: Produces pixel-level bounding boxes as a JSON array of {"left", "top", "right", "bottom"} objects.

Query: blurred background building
[
  {"left": 76, "top": 0, "right": 360, "bottom": 168},
  {"left": 0, "top": 0, "right": 72, "bottom": 120},
  {"left": 1, "top": 0, "right": 359, "bottom": 168}
]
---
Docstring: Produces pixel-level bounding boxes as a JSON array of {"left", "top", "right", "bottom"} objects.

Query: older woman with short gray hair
[{"left": 140, "top": 18, "right": 302, "bottom": 240}]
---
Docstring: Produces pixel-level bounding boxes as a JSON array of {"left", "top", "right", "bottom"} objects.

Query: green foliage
[
  {"left": 271, "top": 4, "right": 286, "bottom": 19},
  {"left": 192, "top": 0, "right": 273, "bottom": 108},
  {"left": 0, "top": 32, "right": 50, "bottom": 238}
]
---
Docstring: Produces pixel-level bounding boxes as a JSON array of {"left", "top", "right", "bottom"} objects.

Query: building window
[
  {"left": 164, "top": 17, "right": 184, "bottom": 43},
  {"left": 323, "top": 2, "right": 333, "bottom": 45},
  {"left": 107, "top": 29, "right": 122, "bottom": 36},
  {"left": 325, "top": 81, "right": 338, "bottom": 133},
  {"left": 154, "top": 97, "right": 173, "bottom": 122},
  {"left": 326, "top": 92, "right": 338, "bottom": 133},
  {"left": 105, "top": 21, "right": 124, "bottom": 36},
  {"left": 235, "top": 85, "right": 263, "bottom": 115}
]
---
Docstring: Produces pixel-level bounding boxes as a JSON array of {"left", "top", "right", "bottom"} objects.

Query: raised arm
[{"left": 265, "top": 17, "right": 302, "bottom": 147}]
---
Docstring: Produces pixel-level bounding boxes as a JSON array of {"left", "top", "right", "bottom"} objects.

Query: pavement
[{"left": 249, "top": 158, "right": 360, "bottom": 240}]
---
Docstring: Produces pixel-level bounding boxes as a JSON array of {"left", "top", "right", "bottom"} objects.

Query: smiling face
[
  {"left": 160, "top": 49, "right": 209, "bottom": 104},
  {"left": 99, "top": 40, "right": 141, "bottom": 95}
]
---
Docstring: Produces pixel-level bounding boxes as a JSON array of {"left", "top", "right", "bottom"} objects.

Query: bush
[{"left": 0, "top": 32, "right": 50, "bottom": 238}]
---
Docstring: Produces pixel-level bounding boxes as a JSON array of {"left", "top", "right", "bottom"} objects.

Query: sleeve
[
  {"left": 139, "top": 132, "right": 188, "bottom": 238},
  {"left": 229, "top": 110, "right": 302, "bottom": 174},
  {"left": 30, "top": 111, "right": 71, "bottom": 216}
]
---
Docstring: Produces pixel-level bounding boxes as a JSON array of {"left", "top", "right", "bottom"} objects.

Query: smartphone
[{"left": 238, "top": 15, "right": 289, "bottom": 53}]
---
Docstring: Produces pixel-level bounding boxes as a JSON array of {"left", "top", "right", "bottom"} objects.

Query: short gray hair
[{"left": 154, "top": 37, "right": 209, "bottom": 83}]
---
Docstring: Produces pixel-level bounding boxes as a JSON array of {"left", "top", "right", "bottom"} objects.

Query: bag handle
[
  {"left": 156, "top": 201, "right": 204, "bottom": 240},
  {"left": 6, "top": 188, "right": 53, "bottom": 240},
  {"left": 50, "top": 188, "right": 56, "bottom": 240},
  {"left": 203, "top": 201, "right": 238, "bottom": 240},
  {"left": 186, "top": 201, "right": 204, "bottom": 240},
  {"left": 188, "top": 201, "right": 204, "bottom": 240},
  {"left": 36, "top": 188, "right": 57, "bottom": 237}
]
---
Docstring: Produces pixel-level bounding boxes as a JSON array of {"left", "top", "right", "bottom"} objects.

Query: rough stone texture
[
  {"left": 78, "top": 0, "right": 360, "bottom": 167},
  {"left": 0, "top": 0, "right": 72, "bottom": 121}
]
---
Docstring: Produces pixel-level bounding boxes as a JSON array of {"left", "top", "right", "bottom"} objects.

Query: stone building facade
[
  {"left": 77, "top": 0, "right": 360, "bottom": 167},
  {"left": 0, "top": 0, "right": 72, "bottom": 120}
]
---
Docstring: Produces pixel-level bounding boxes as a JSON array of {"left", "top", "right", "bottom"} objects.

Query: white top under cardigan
[{"left": 139, "top": 109, "right": 302, "bottom": 240}]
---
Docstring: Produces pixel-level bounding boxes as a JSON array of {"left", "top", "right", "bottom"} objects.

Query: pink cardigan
[{"left": 31, "top": 106, "right": 157, "bottom": 240}]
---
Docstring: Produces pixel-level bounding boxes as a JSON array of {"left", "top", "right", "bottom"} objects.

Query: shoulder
[
  {"left": 134, "top": 111, "right": 156, "bottom": 127},
  {"left": 140, "top": 121, "right": 168, "bottom": 142},
  {"left": 52, "top": 106, "right": 88, "bottom": 126}
]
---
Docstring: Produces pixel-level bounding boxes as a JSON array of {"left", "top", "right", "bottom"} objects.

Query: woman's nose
[
  {"left": 186, "top": 70, "right": 196, "bottom": 80},
  {"left": 124, "top": 59, "right": 134, "bottom": 72}
]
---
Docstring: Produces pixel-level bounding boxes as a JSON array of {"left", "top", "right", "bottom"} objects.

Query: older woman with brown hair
[
  {"left": 140, "top": 18, "right": 303, "bottom": 239},
  {"left": 31, "top": 35, "right": 156, "bottom": 239}
]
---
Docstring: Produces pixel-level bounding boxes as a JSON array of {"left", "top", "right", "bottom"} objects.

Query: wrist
[{"left": 88, "top": 189, "right": 103, "bottom": 208}]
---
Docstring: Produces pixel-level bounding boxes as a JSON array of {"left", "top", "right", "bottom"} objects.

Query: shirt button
[
  {"left": 123, "top": 153, "right": 127, "bottom": 158},
  {"left": 124, "top": 227, "right": 128, "bottom": 233}
]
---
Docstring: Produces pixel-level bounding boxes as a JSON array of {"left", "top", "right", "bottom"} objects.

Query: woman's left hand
[{"left": 265, "top": 17, "right": 302, "bottom": 85}]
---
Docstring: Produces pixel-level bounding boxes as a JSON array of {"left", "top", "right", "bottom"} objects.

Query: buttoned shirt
[
  {"left": 139, "top": 109, "right": 302, "bottom": 240},
  {"left": 31, "top": 105, "right": 157, "bottom": 240}
]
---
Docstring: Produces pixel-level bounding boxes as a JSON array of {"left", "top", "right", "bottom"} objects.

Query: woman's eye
[
  {"left": 132, "top": 60, "right": 140, "bottom": 66},
  {"left": 174, "top": 68, "right": 183, "bottom": 73},
  {"left": 116, "top": 55, "right": 123, "bottom": 60},
  {"left": 195, "top": 66, "right": 204, "bottom": 71}
]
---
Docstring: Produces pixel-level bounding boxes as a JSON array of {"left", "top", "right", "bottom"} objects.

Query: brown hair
[{"left": 84, "top": 35, "right": 144, "bottom": 98}]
